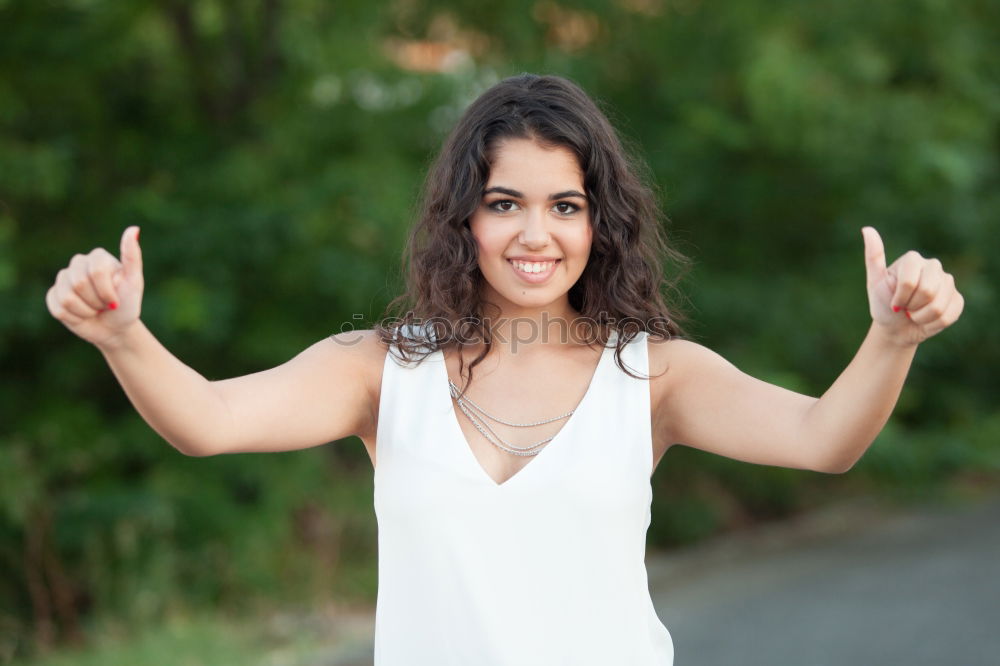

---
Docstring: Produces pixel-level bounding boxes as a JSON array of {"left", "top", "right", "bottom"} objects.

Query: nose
[{"left": 518, "top": 207, "right": 551, "bottom": 248}]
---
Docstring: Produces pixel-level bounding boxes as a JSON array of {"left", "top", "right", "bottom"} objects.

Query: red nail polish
[
  {"left": 892, "top": 305, "right": 901, "bottom": 312},
  {"left": 108, "top": 301, "right": 118, "bottom": 310},
  {"left": 905, "top": 310, "right": 912, "bottom": 320}
]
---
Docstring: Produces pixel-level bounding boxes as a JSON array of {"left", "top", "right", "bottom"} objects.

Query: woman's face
[{"left": 469, "top": 137, "right": 593, "bottom": 319}]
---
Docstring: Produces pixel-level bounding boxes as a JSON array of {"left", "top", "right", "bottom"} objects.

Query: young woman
[{"left": 46, "top": 74, "right": 963, "bottom": 664}]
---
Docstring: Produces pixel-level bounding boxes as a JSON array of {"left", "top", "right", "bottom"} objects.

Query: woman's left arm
[
  {"left": 659, "top": 227, "right": 964, "bottom": 473},
  {"left": 801, "top": 226, "right": 964, "bottom": 472}
]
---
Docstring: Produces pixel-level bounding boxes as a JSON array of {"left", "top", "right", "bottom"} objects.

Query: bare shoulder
[
  {"left": 646, "top": 336, "right": 720, "bottom": 446},
  {"left": 322, "top": 329, "right": 391, "bottom": 439},
  {"left": 647, "top": 333, "right": 720, "bottom": 362},
  {"left": 323, "top": 328, "right": 391, "bottom": 367},
  {"left": 646, "top": 336, "right": 732, "bottom": 399},
  {"left": 646, "top": 334, "right": 708, "bottom": 377}
]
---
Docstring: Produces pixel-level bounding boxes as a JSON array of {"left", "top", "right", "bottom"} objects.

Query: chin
[{"left": 491, "top": 289, "right": 568, "bottom": 312}]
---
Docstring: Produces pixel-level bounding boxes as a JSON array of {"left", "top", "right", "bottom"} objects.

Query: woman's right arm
[
  {"left": 95, "top": 320, "right": 231, "bottom": 456},
  {"left": 97, "top": 324, "right": 381, "bottom": 457},
  {"left": 48, "top": 226, "right": 382, "bottom": 457}
]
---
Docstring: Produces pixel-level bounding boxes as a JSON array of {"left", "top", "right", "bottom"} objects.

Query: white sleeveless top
[{"left": 373, "top": 327, "right": 674, "bottom": 665}]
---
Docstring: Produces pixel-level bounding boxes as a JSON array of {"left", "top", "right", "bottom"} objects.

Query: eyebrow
[{"left": 483, "top": 186, "right": 587, "bottom": 201}]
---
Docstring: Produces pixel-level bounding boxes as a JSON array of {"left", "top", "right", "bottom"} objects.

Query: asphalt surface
[{"left": 648, "top": 495, "right": 1000, "bottom": 666}]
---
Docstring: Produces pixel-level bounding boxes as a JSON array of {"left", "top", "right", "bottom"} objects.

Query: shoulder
[
  {"left": 646, "top": 334, "right": 716, "bottom": 379},
  {"left": 319, "top": 328, "right": 391, "bottom": 366},
  {"left": 645, "top": 335, "right": 725, "bottom": 423},
  {"left": 646, "top": 335, "right": 734, "bottom": 391},
  {"left": 323, "top": 328, "right": 391, "bottom": 381},
  {"left": 316, "top": 329, "right": 391, "bottom": 429}
]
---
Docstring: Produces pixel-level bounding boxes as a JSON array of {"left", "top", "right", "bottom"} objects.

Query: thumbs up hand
[
  {"left": 861, "top": 226, "right": 964, "bottom": 346},
  {"left": 45, "top": 226, "right": 145, "bottom": 351}
]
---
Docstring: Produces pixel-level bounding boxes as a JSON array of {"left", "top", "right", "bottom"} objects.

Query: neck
[{"left": 474, "top": 301, "right": 601, "bottom": 356}]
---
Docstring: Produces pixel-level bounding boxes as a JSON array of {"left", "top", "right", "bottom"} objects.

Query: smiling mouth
[{"left": 506, "top": 258, "right": 561, "bottom": 282}]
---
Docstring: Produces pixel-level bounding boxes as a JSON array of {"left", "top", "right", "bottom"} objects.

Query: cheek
[
  {"left": 572, "top": 222, "right": 593, "bottom": 256},
  {"left": 469, "top": 220, "right": 503, "bottom": 256}
]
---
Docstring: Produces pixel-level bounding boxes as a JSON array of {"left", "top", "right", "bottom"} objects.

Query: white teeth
[{"left": 511, "top": 260, "right": 556, "bottom": 273}]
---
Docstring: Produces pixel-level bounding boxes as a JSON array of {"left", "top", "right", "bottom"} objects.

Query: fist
[
  {"left": 45, "top": 226, "right": 144, "bottom": 350},
  {"left": 862, "top": 226, "right": 964, "bottom": 346}
]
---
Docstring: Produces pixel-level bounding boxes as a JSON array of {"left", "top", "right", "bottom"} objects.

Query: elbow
[
  {"left": 803, "top": 433, "right": 867, "bottom": 474},
  {"left": 813, "top": 453, "right": 859, "bottom": 475},
  {"left": 821, "top": 459, "right": 855, "bottom": 475},
  {"left": 173, "top": 439, "right": 223, "bottom": 458}
]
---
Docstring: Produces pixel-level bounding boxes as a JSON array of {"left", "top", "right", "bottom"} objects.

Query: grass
[
  {"left": 14, "top": 608, "right": 356, "bottom": 666},
  {"left": 19, "top": 614, "right": 259, "bottom": 666}
]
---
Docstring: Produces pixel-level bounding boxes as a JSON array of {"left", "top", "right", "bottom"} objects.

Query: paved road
[
  {"left": 301, "top": 494, "right": 1000, "bottom": 665},
  {"left": 648, "top": 495, "right": 1000, "bottom": 666}
]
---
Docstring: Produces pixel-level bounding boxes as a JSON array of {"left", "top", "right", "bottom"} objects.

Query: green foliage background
[{"left": 1, "top": 0, "right": 997, "bottom": 660}]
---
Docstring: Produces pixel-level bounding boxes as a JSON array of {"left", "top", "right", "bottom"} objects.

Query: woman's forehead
[{"left": 486, "top": 138, "right": 584, "bottom": 191}]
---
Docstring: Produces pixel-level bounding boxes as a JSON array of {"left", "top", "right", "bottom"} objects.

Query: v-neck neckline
[{"left": 440, "top": 334, "right": 615, "bottom": 489}]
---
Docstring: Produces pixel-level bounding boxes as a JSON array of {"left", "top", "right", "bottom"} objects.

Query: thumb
[
  {"left": 861, "top": 226, "right": 887, "bottom": 286},
  {"left": 120, "top": 225, "right": 142, "bottom": 280}
]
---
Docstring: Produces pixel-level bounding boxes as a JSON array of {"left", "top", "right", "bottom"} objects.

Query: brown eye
[
  {"left": 488, "top": 200, "right": 518, "bottom": 212},
  {"left": 554, "top": 202, "right": 579, "bottom": 215}
]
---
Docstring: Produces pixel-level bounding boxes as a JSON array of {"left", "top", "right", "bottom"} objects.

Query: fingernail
[
  {"left": 905, "top": 310, "right": 912, "bottom": 320},
  {"left": 892, "top": 305, "right": 901, "bottom": 312},
  {"left": 108, "top": 301, "right": 118, "bottom": 310}
]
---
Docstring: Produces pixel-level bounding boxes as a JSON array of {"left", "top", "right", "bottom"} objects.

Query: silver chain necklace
[{"left": 448, "top": 379, "right": 574, "bottom": 457}]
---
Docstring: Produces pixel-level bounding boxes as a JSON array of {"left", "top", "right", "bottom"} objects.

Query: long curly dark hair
[{"left": 373, "top": 73, "right": 692, "bottom": 393}]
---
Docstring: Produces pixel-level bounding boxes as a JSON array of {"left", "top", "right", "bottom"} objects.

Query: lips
[{"left": 507, "top": 258, "right": 560, "bottom": 283}]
